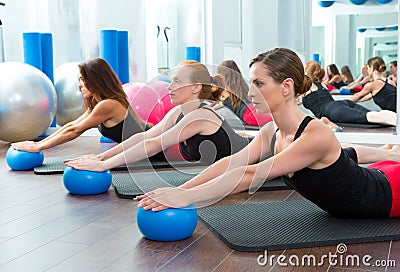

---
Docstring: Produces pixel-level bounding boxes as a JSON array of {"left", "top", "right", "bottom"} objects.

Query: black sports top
[
  {"left": 176, "top": 103, "right": 250, "bottom": 163},
  {"left": 98, "top": 110, "right": 148, "bottom": 143},
  {"left": 302, "top": 82, "right": 334, "bottom": 118},
  {"left": 372, "top": 79, "right": 397, "bottom": 112},
  {"left": 275, "top": 116, "right": 392, "bottom": 218},
  {"left": 331, "top": 80, "right": 346, "bottom": 89}
]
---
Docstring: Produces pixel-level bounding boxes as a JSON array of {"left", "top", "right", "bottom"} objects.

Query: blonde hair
[{"left": 178, "top": 60, "right": 224, "bottom": 101}]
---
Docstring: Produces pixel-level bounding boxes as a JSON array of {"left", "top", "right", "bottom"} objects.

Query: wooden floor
[{"left": 0, "top": 131, "right": 399, "bottom": 272}]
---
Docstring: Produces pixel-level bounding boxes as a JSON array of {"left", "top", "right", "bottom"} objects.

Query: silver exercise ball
[
  {"left": 54, "top": 62, "right": 84, "bottom": 126},
  {"left": 0, "top": 62, "right": 57, "bottom": 142}
]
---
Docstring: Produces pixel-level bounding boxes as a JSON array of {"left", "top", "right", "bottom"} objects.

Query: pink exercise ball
[{"left": 124, "top": 81, "right": 177, "bottom": 125}]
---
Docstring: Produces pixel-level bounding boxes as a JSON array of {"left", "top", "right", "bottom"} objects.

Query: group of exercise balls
[{"left": 2, "top": 60, "right": 197, "bottom": 242}]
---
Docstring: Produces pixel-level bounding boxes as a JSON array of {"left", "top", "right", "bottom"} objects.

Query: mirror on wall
[{"left": 312, "top": 0, "right": 398, "bottom": 79}]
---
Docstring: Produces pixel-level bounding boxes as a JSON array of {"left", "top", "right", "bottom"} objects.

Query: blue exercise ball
[
  {"left": 376, "top": 27, "right": 386, "bottom": 31},
  {"left": 318, "top": 1, "right": 334, "bottom": 7},
  {"left": 6, "top": 147, "right": 44, "bottom": 170},
  {"left": 63, "top": 166, "right": 112, "bottom": 195},
  {"left": 137, "top": 205, "right": 198, "bottom": 241},
  {"left": 357, "top": 28, "right": 367, "bottom": 33},
  {"left": 340, "top": 89, "right": 351, "bottom": 95},
  {"left": 375, "top": 0, "right": 392, "bottom": 3},
  {"left": 349, "top": 0, "right": 368, "bottom": 5}
]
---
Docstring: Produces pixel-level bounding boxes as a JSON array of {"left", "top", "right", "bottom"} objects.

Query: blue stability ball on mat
[
  {"left": 63, "top": 167, "right": 112, "bottom": 195},
  {"left": 137, "top": 205, "right": 198, "bottom": 241},
  {"left": 6, "top": 147, "right": 44, "bottom": 170},
  {"left": 340, "top": 89, "right": 351, "bottom": 95}
]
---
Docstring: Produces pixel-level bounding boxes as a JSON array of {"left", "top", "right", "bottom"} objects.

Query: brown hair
[
  {"left": 249, "top": 48, "right": 312, "bottom": 97},
  {"left": 305, "top": 61, "right": 325, "bottom": 83},
  {"left": 341, "top": 65, "right": 354, "bottom": 83},
  {"left": 367, "top": 56, "right": 387, "bottom": 73},
  {"left": 217, "top": 60, "right": 250, "bottom": 110},
  {"left": 326, "top": 64, "right": 340, "bottom": 80},
  {"left": 78, "top": 58, "right": 145, "bottom": 128},
  {"left": 178, "top": 60, "right": 224, "bottom": 101}
]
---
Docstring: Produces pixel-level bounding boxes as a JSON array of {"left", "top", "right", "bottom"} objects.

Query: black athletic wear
[
  {"left": 98, "top": 110, "right": 147, "bottom": 143},
  {"left": 223, "top": 98, "right": 248, "bottom": 121},
  {"left": 176, "top": 103, "right": 250, "bottom": 163},
  {"left": 372, "top": 79, "right": 397, "bottom": 112},
  {"left": 302, "top": 82, "right": 369, "bottom": 124},
  {"left": 274, "top": 116, "right": 392, "bottom": 218},
  {"left": 331, "top": 80, "right": 346, "bottom": 89}
]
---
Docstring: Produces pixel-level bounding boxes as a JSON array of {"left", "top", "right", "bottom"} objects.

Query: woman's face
[
  {"left": 168, "top": 66, "right": 198, "bottom": 104},
  {"left": 367, "top": 65, "right": 374, "bottom": 77},
  {"left": 78, "top": 73, "right": 92, "bottom": 99},
  {"left": 361, "top": 65, "right": 368, "bottom": 76},
  {"left": 389, "top": 63, "right": 397, "bottom": 75},
  {"left": 248, "top": 62, "right": 278, "bottom": 114}
]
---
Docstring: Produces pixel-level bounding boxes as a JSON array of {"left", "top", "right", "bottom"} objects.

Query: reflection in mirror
[{"left": 311, "top": 1, "right": 399, "bottom": 143}]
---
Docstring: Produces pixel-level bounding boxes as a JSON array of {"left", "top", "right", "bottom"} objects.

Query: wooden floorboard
[{"left": 0, "top": 133, "right": 399, "bottom": 271}]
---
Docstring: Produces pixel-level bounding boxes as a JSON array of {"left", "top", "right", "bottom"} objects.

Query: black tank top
[
  {"left": 331, "top": 80, "right": 346, "bottom": 89},
  {"left": 302, "top": 83, "right": 334, "bottom": 118},
  {"left": 98, "top": 109, "right": 147, "bottom": 143},
  {"left": 276, "top": 116, "right": 392, "bottom": 218},
  {"left": 372, "top": 79, "right": 397, "bottom": 112},
  {"left": 176, "top": 103, "right": 250, "bottom": 163}
]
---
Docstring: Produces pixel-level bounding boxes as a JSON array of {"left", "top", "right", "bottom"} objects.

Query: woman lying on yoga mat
[
  {"left": 137, "top": 48, "right": 400, "bottom": 218},
  {"left": 351, "top": 56, "right": 397, "bottom": 112},
  {"left": 300, "top": 61, "right": 396, "bottom": 126},
  {"left": 11, "top": 58, "right": 149, "bottom": 152},
  {"left": 217, "top": 60, "right": 273, "bottom": 126},
  {"left": 340, "top": 63, "right": 372, "bottom": 92},
  {"left": 323, "top": 63, "right": 346, "bottom": 90},
  {"left": 65, "top": 60, "right": 251, "bottom": 170}
]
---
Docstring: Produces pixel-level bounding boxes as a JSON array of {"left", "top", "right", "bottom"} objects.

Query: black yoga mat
[
  {"left": 336, "top": 122, "right": 393, "bottom": 128},
  {"left": 112, "top": 171, "right": 290, "bottom": 199},
  {"left": 33, "top": 156, "right": 208, "bottom": 175},
  {"left": 197, "top": 200, "right": 400, "bottom": 251}
]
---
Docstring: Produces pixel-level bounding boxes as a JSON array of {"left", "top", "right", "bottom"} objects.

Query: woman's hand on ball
[
  {"left": 137, "top": 187, "right": 192, "bottom": 211},
  {"left": 11, "top": 141, "right": 41, "bottom": 152},
  {"left": 63, "top": 154, "right": 99, "bottom": 163},
  {"left": 65, "top": 157, "right": 106, "bottom": 172}
]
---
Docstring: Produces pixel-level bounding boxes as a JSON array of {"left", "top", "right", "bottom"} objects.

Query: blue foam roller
[
  {"left": 117, "top": 30, "right": 129, "bottom": 84},
  {"left": 6, "top": 147, "right": 44, "bottom": 171},
  {"left": 99, "top": 29, "right": 119, "bottom": 76},
  {"left": 23, "top": 32, "right": 42, "bottom": 70},
  {"left": 312, "top": 53, "right": 320, "bottom": 62},
  {"left": 40, "top": 33, "right": 56, "bottom": 127},
  {"left": 186, "top": 46, "right": 201, "bottom": 62},
  {"left": 137, "top": 205, "right": 198, "bottom": 241},
  {"left": 63, "top": 167, "right": 112, "bottom": 195},
  {"left": 40, "top": 33, "right": 54, "bottom": 83}
]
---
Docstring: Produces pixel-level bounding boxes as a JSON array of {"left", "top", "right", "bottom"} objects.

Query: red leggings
[{"left": 368, "top": 160, "right": 400, "bottom": 217}]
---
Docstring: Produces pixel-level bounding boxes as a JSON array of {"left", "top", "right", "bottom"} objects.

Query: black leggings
[{"left": 323, "top": 100, "right": 369, "bottom": 124}]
